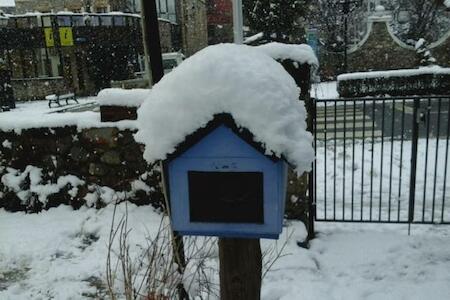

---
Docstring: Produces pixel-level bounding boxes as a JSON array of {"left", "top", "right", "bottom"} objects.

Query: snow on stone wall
[{"left": 0, "top": 126, "right": 163, "bottom": 212}]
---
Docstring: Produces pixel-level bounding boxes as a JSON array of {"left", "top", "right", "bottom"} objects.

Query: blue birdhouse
[{"left": 163, "top": 113, "right": 288, "bottom": 239}]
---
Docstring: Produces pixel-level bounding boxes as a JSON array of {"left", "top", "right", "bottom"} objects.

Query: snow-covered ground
[
  {"left": 316, "top": 139, "right": 450, "bottom": 223},
  {"left": 1, "top": 203, "right": 450, "bottom": 300},
  {"left": 0, "top": 98, "right": 138, "bottom": 133},
  {"left": 311, "top": 81, "right": 339, "bottom": 99},
  {"left": 1, "top": 82, "right": 450, "bottom": 299}
]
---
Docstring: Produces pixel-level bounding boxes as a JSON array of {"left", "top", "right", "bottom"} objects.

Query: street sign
[
  {"left": 44, "top": 28, "right": 54, "bottom": 47},
  {"left": 59, "top": 27, "right": 74, "bottom": 47}
]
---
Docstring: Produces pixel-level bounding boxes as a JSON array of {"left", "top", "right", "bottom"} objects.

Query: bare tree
[{"left": 391, "top": 0, "right": 450, "bottom": 44}]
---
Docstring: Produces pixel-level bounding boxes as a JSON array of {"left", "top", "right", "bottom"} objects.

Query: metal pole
[
  {"left": 344, "top": 16, "right": 348, "bottom": 72},
  {"left": 232, "top": 0, "right": 244, "bottom": 44},
  {"left": 408, "top": 99, "right": 420, "bottom": 235},
  {"left": 140, "top": 0, "right": 164, "bottom": 86}
]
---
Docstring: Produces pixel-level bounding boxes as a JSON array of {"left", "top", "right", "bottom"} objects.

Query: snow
[
  {"left": 0, "top": 98, "right": 138, "bottom": 133},
  {"left": 316, "top": 139, "right": 450, "bottom": 222},
  {"left": 136, "top": 43, "right": 314, "bottom": 175},
  {"left": 255, "top": 42, "right": 319, "bottom": 67},
  {"left": 0, "top": 0, "right": 14, "bottom": 7},
  {"left": 0, "top": 203, "right": 166, "bottom": 299},
  {"left": 1, "top": 166, "right": 84, "bottom": 205},
  {"left": 375, "top": 5, "right": 385, "bottom": 12},
  {"left": 96, "top": 88, "right": 149, "bottom": 107},
  {"left": 415, "top": 38, "right": 426, "bottom": 50},
  {"left": 337, "top": 66, "right": 450, "bottom": 81},
  {"left": 1, "top": 139, "right": 11, "bottom": 149},
  {"left": 1, "top": 202, "right": 450, "bottom": 299},
  {"left": 311, "top": 81, "right": 339, "bottom": 99},
  {"left": 445, "top": 0, "right": 450, "bottom": 8},
  {"left": 244, "top": 32, "right": 264, "bottom": 44}
]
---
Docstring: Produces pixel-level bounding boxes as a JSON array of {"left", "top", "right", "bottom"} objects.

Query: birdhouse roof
[
  {"left": 164, "top": 113, "right": 284, "bottom": 163},
  {"left": 135, "top": 43, "right": 314, "bottom": 175}
]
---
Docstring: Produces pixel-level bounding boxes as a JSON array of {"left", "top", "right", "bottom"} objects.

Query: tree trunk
[{"left": 219, "top": 238, "right": 262, "bottom": 300}]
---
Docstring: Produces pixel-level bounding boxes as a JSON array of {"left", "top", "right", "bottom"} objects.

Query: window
[
  {"left": 113, "top": 16, "right": 125, "bottom": 26},
  {"left": 42, "top": 16, "right": 52, "bottom": 27},
  {"left": 57, "top": 16, "right": 71, "bottom": 27},
  {"left": 72, "top": 16, "right": 85, "bottom": 27},
  {"left": 100, "top": 16, "right": 112, "bottom": 27},
  {"left": 157, "top": 0, "right": 177, "bottom": 23},
  {"left": 16, "top": 17, "right": 38, "bottom": 29}
]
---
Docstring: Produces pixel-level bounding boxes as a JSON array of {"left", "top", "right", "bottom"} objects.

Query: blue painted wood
[{"left": 167, "top": 125, "right": 288, "bottom": 239}]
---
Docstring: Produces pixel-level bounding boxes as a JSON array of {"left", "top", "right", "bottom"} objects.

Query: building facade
[{"left": 0, "top": 0, "right": 211, "bottom": 100}]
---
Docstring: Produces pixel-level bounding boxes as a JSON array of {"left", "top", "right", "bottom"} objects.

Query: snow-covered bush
[{"left": 337, "top": 67, "right": 450, "bottom": 97}]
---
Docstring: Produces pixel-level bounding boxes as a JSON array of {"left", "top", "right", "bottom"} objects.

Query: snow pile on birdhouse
[{"left": 135, "top": 43, "right": 314, "bottom": 175}]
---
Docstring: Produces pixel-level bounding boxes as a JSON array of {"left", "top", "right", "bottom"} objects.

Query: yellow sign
[
  {"left": 59, "top": 27, "right": 74, "bottom": 47},
  {"left": 44, "top": 28, "right": 54, "bottom": 47}
]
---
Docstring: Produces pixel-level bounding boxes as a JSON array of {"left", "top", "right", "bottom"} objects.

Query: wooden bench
[{"left": 46, "top": 93, "right": 78, "bottom": 108}]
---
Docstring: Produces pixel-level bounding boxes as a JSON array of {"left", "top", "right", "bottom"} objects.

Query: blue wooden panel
[
  {"left": 180, "top": 125, "right": 271, "bottom": 159},
  {"left": 167, "top": 124, "right": 288, "bottom": 239}
]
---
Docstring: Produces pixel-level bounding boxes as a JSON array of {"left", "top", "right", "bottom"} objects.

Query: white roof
[{"left": 135, "top": 43, "right": 314, "bottom": 175}]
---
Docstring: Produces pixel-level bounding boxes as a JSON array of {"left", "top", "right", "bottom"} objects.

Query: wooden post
[{"left": 219, "top": 238, "right": 262, "bottom": 300}]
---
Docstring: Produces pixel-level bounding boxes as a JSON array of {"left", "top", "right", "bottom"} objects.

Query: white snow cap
[
  {"left": 255, "top": 42, "right": 319, "bottom": 67},
  {"left": 135, "top": 43, "right": 314, "bottom": 175},
  {"left": 97, "top": 88, "right": 149, "bottom": 107},
  {"left": 337, "top": 66, "right": 450, "bottom": 81}
]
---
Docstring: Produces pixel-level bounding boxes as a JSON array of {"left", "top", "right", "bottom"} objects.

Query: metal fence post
[
  {"left": 408, "top": 98, "right": 420, "bottom": 234},
  {"left": 308, "top": 97, "right": 316, "bottom": 240}
]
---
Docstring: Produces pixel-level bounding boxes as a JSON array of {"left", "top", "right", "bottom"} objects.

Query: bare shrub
[{"left": 105, "top": 201, "right": 219, "bottom": 300}]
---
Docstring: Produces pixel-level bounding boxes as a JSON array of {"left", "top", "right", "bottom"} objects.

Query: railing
[{"left": 312, "top": 95, "right": 450, "bottom": 225}]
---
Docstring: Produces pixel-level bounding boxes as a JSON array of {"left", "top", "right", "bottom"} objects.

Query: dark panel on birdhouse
[{"left": 188, "top": 171, "right": 264, "bottom": 224}]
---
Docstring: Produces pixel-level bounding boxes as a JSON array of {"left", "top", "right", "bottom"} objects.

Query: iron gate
[{"left": 312, "top": 95, "right": 450, "bottom": 224}]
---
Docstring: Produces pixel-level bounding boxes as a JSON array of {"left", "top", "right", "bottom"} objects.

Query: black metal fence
[{"left": 312, "top": 95, "right": 450, "bottom": 224}]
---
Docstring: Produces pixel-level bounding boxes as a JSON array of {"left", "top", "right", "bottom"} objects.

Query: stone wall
[
  {"left": 0, "top": 124, "right": 307, "bottom": 220},
  {"left": 0, "top": 126, "right": 163, "bottom": 212},
  {"left": 12, "top": 77, "right": 67, "bottom": 101}
]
